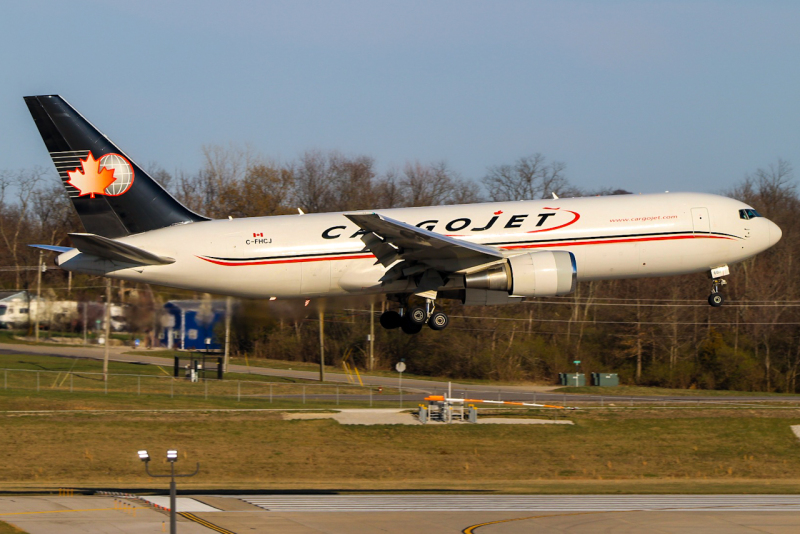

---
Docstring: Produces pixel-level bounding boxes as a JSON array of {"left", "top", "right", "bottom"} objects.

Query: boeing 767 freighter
[{"left": 24, "top": 95, "right": 782, "bottom": 334}]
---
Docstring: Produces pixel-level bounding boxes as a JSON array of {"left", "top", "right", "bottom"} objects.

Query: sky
[{"left": 1, "top": 0, "right": 799, "bottom": 196}]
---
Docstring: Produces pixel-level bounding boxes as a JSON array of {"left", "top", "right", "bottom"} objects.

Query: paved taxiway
[
  {"left": 5, "top": 342, "right": 800, "bottom": 404},
  {"left": 4, "top": 495, "right": 800, "bottom": 533},
  {"left": 0, "top": 496, "right": 209, "bottom": 533},
  {"left": 143, "top": 494, "right": 800, "bottom": 533}
]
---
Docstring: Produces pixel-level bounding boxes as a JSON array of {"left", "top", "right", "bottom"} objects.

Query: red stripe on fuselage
[
  {"left": 197, "top": 234, "right": 735, "bottom": 266},
  {"left": 197, "top": 254, "right": 372, "bottom": 266},
  {"left": 502, "top": 234, "right": 734, "bottom": 251}
]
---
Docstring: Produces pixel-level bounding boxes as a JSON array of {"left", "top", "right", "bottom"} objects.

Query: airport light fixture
[{"left": 138, "top": 449, "right": 199, "bottom": 534}]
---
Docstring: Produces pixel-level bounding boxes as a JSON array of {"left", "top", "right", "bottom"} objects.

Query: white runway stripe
[{"left": 239, "top": 495, "right": 800, "bottom": 512}]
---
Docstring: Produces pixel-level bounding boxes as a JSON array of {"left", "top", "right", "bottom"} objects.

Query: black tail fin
[{"left": 24, "top": 95, "right": 208, "bottom": 238}]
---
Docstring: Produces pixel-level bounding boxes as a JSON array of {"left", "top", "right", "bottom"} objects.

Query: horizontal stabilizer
[
  {"left": 68, "top": 233, "right": 175, "bottom": 266},
  {"left": 29, "top": 244, "right": 73, "bottom": 253}
]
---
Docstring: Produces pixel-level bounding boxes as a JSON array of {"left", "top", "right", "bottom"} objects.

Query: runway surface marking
[
  {"left": 240, "top": 494, "right": 800, "bottom": 512},
  {"left": 463, "top": 511, "right": 606, "bottom": 533},
  {"left": 0, "top": 508, "right": 115, "bottom": 516},
  {"left": 140, "top": 497, "right": 219, "bottom": 512},
  {"left": 180, "top": 512, "right": 236, "bottom": 534}
]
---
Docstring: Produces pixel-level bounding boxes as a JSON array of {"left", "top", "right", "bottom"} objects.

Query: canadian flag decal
[{"left": 253, "top": 232, "right": 263, "bottom": 237}]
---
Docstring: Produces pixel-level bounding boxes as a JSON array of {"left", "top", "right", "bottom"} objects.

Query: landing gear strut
[{"left": 379, "top": 296, "right": 450, "bottom": 334}]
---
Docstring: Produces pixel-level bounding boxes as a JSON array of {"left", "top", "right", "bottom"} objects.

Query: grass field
[
  {"left": 0, "top": 353, "right": 388, "bottom": 409},
  {"left": 0, "top": 522, "right": 27, "bottom": 534},
  {"left": 1, "top": 388, "right": 800, "bottom": 492},
  {"left": 2, "top": 354, "right": 800, "bottom": 494}
]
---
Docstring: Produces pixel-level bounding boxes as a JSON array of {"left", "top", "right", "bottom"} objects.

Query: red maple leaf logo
[
  {"left": 494, "top": 210, "right": 503, "bottom": 215},
  {"left": 67, "top": 153, "right": 117, "bottom": 198}
]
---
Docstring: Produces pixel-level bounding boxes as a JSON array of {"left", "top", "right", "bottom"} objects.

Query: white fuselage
[{"left": 55, "top": 192, "right": 781, "bottom": 300}]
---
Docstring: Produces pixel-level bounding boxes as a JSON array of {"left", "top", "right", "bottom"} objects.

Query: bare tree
[
  {"left": 327, "top": 153, "right": 377, "bottom": 211},
  {"left": 399, "top": 161, "right": 460, "bottom": 206},
  {"left": 483, "top": 153, "right": 570, "bottom": 201},
  {"left": 293, "top": 150, "right": 334, "bottom": 213},
  {"left": 0, "top": 167, "right": 46, "bottom": 287},
  {"left": 219, "top": 163, "right": 294, "bottom": 217}
]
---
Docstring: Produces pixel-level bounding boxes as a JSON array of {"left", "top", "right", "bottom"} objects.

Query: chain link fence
[{"left": 0, "top": 368, "right": 420, "bottom": 407}]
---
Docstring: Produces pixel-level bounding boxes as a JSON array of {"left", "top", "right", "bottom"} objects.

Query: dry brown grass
[
  {"left": 2, "top": 403, "right": 800, "bottom": 493},
  {"left": 0, "top": 521, "right": 28, "bottom": 534}
]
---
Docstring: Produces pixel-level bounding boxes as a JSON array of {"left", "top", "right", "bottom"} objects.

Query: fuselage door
[{"left": 691, "top": 207, "right": 710, "bottom": 235}]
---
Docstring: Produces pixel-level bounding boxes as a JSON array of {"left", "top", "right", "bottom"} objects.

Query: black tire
[
  {"left": 407, "top": 306, "right": 428, "bottom": 325},
  {"left": 401, "top": 320, "right": 423, "bottom": 335},
  {"left": 428, "top": 311, "right": 449, "bottom": 331},
  {"left": 379, "top": 310, "right": 403, "bottom": 329},
  {"left": 708, "top": 293, "right": 724, "bottom": 307}
]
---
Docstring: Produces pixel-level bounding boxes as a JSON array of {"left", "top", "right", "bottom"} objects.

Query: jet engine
[{"left": 465, "top": 251, "right": 576, "bottom": 297}]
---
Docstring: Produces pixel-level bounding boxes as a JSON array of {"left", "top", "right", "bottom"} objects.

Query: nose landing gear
[
  {"left": 379, "top": 297, "right": 450, "bottom": 334},
  {"left": 708, "top": 278, "right": 727, "bottom": 307}
]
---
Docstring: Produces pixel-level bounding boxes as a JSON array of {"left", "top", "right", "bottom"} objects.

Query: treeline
[{"left": 1, "top": 149, "right": 797, "bottom": 392}]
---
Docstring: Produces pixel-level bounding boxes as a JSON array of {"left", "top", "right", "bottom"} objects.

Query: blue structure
[{"left": 160, "top": 300, "right": 227, "bottom": 351}]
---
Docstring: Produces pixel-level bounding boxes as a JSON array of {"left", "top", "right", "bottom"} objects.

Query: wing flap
[{"left": 345, "top": 212, "right": 503, "bottom": 266}]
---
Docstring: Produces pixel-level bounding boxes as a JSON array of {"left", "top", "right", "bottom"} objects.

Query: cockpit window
[{"left": 739, "top": 209, "right": 762, "bottom": 220}]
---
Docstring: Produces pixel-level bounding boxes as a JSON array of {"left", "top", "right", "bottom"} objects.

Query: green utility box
[
  {"left": 559, "top": 373, "right": 585, "bottom": 387},
  {"left": 591, "top": 373, "right": 620, "bottom": 386}
]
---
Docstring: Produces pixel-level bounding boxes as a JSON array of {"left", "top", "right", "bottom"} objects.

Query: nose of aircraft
[{"left": 768, "top": 219, "right": 782, "bottom": 247}]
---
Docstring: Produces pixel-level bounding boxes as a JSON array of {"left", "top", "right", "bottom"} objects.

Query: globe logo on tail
[
  {"left": 66, "top": 152, "right": 135, "bottom": 198},
  {"left": 98, "top": 154, "right": 134, "bottom": 195}
]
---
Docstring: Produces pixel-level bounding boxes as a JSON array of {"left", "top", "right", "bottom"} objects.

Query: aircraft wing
[
  {"left": 68, "top": 233, "right": 175, "bottom": 266},
  {"left": 345, "top": 212, "right": 503, "bottom": 278}
]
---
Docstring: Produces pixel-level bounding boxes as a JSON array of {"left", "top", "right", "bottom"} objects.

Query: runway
[
  {"left": 4, "top": 494, "right": 800, "bottom": 533},
  {"left": 192, "top": 495, "right": 800, "bottom": 533},
  {"left": 238, "top": 494, "right": 800, "bottom": 512}
]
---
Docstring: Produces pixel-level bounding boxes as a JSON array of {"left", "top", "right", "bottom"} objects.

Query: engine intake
[{"left": 465, "top": 251, "right": 576, "bottom": 297}]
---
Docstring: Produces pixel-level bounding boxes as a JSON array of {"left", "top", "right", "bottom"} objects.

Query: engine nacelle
[{"left": 465, "top": 251, "right": 576, "bottom": 298}]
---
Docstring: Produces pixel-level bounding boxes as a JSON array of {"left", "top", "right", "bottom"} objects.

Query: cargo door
[{"left": 301, "top": 261, "right": 331, "bottom": 295}]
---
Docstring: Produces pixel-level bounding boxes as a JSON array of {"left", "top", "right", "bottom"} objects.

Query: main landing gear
[{"left": 379, "top": 297, "right": 449, "bottom": 334}]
